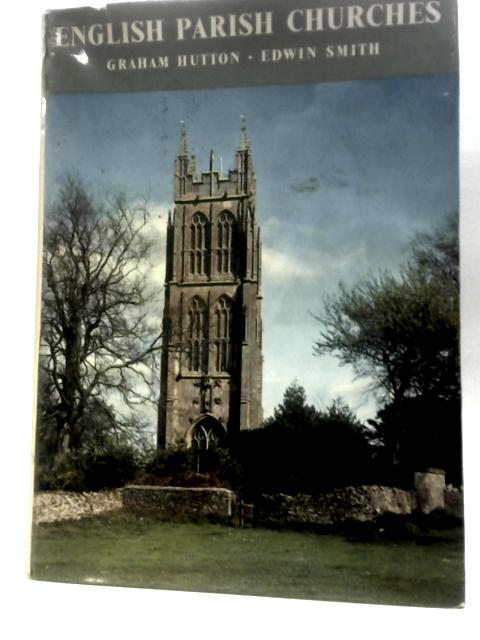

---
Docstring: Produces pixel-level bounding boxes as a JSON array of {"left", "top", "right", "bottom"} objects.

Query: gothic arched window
[
  {"left": 216, "top": 211, "right": 236, "bottom": 275},
  {"left": 191, "top": 417, "right": 225, "bottom": 453},
  {"left": 186, "top": 296, "right": 208, "bottom": 373},
  {"left": 189, "top": 213, "right": 210, "bottom": 276},
  {"left": 214, "top": 295, "right": 233, "bottom": 372}
]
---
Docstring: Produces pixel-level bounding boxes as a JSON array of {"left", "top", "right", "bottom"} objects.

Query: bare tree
[{"left": 39, "top": 177, "right": 162, "bottom": 457}]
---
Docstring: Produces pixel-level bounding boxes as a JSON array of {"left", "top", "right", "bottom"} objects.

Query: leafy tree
[
  {"left": 37, "top": 177, "right": 162, "bottom": 461},
  {"left": 236, "top": 383, "right": 375, "bottom": 496},
  {"left": 314, "top": 216, "right": 460, "bottom": 477},
  {"left": 264, "top": 380, "right": 318, "bottom": 432}
]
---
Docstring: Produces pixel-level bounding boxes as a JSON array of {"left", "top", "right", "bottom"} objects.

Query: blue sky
[{"left": 44, "top": 74, "right": 458, "bottom": 421}]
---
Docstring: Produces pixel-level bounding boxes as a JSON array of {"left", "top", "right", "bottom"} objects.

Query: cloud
[
  {"left": 318, "top": 168, "right": 349, "bottom": 189},
  {"left": 290, "top": 177, "right": 319, "bottom": 193},
  {"left": 290, "top": 169, "right": 349, "bottom": 194},
  {"left": 263, "top": 369, "right": 295, "bottom": 387},
  {"left": 317, "top": 243, "right": 368, "bottom": 276},
  {"left": 144, "top": 201, "right": 169, "bottom": 238},
  {"left": 148, "top": 263, "right": 166, "bottom": 287},
  {"left": 262, "top": 247, "right": 315, "bottom": 280},
  {"left": 135, "top": 201, "right": 169, "bottom": 286}
]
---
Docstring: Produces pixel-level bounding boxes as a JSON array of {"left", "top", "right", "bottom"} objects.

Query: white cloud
[
  {"left": 328, "top": 378, "right": 379, "bottom": 421},
  {"left": 262, "top": 247, "right": 315, "bottom": 280},
  {"left": 135, "top": 202, "right": 169, "bottom": 285},
  {"left": 149, "top": 263, "right": 166, "bottom": 287},
  {"left": 319, "top": 243, "right": 368, "bottom": 273},
  {"left": 143, "top": 201, "right": 169, "bottom": 239}
]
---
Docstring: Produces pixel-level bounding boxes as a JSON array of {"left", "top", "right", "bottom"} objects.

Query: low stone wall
[
  {"left": 32, "top": 482, "right": 462, "bottom": 526},
  {"left": 32, "top": 490, "right": 122, "bottom": 524},
  {"left": 122, "top": 485, "right": 237, "bottom": 523},
  {"left": 256, "top": 485, "right": 418, "bottom": 527}
]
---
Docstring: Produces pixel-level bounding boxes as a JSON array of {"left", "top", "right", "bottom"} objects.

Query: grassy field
[{"left": 30, "top": 513, "right": 464, "bottom": 608}]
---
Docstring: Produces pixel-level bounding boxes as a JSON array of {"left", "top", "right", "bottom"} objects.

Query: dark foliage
[
  {"left": 370, "top": 396, "right": 462, "bottom": 487},
  {"left": 35, "top": 445, "right": 140, "bottom": 492},
  {"left": 314, "top": 215, "right": 461, "bottom": 479},
  {"left": 133, "top": 444, "right": 243, "bottom": 490},
  {"left": 231, "top": 382, "right": 378, "bottom": 498}
]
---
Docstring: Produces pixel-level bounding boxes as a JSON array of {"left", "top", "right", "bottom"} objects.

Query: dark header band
[{"left": 43, "top": 0, "right": 458, "bottom": 94}]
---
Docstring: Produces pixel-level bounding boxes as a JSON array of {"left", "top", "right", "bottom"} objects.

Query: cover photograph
[{"left": 31, "top": 0, "right": 463, "bottom": 609}]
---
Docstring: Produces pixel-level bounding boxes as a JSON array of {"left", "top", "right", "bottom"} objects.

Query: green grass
[{"left": 30, "top": 513, "right": 464, "bottom": 608}]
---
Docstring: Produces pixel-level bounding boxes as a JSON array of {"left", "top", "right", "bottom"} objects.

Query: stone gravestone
[{"left": 414, "top": 469, "right": 446, "bottom": 513}]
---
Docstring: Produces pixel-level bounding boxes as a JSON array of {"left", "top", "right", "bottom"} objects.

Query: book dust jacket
[{"left": 31, "top": 0, "right": 463, "bottom": 610}]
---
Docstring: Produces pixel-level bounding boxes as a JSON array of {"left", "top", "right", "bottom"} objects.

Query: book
[{"left": 31, "top": 0, "right": 462, "bottom": 612}]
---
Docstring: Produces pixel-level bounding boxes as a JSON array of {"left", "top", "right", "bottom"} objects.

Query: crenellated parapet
[{"left": 174, "top": 118, "right": 256, "bottom": 202}]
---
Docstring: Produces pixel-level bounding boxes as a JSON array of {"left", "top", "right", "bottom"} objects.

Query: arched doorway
[{"left": 187, "top": 415, "right": 226, "bottom": 473}]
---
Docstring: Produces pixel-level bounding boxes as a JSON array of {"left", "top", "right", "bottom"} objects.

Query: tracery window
[
  {"left": 189, "top": 213, "right": 210, "bottom": 276},
  {"left": 216, "top": 211, "right": 236, "bottom": 274},
  {"left": 191, "top": 418, "right": 225, "bottom": 452},
  {"left": 186, "top": 297, "right": 208, "bottom": 373},
  {"left": 214, "top": 296, "right": 233, "bottom": 372}
]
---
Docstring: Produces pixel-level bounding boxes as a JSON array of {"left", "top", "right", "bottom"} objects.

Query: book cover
[{"left": 31, "top": 0, "right": 462, "bottom": 610}]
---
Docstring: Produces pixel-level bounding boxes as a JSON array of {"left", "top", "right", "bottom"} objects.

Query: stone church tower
[{"left": 157, "top": 120, "right": 263, "bottom": 449}]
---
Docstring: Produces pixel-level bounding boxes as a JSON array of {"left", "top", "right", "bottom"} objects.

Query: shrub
[
  {"left": 133, "top": 444, "right": 243, "bottom": 490},
  {"left": 35, "top": 446, "right": 140, "bottom": 492}
]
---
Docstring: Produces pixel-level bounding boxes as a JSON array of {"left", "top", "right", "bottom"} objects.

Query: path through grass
[{"left": 30, "top": 513, "right": 464, "bottom": 608}]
